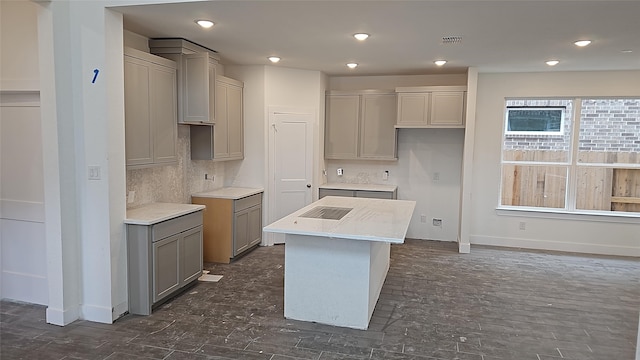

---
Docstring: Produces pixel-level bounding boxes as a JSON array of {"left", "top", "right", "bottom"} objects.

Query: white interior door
[{"left": 268, "top": 108, "right": 314, "bottom": 245}]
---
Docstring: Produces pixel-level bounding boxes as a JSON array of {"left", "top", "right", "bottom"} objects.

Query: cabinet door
[
  {"left": 325, "top": 95, "right": 359, "bottom": 159},
  {"left": 227, "top": 83, "right": 244, "bottom": 160},
  {"left": 360, "top": 94, "right": 397, "bottom": 159},
  {"left": 233, "top": 209, "right": 250, "bottom": 256},
  {"left": 214, "top": 81, "right": 229, "bottom": 159},
  {"left": 180, "top": 226, "right": 203, "bottom": 285},
  {"left": 182, "top": 53, "right": 211, "bottom": 124},
  {"left": 151, "top": 63, "right": 178, "bottom": 164},
  {"left": 124, "top": 56, "right": 153, "bottom": 166},
  {"left": 430, "top": 91, "right": 465, "bottom": 126},
  {"left": 397, "top": 93, "right": 430, "bottom": 126},
  {"left": 152, "top": 234, "right": 180, "bottom": 303},
  {"left": 247, "top": 205, "right": 262, "bottom": 247}
]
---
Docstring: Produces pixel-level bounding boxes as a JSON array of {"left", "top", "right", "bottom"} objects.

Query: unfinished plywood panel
[{"left": 191, "top": 197, "right": 234, "bottom": 263}]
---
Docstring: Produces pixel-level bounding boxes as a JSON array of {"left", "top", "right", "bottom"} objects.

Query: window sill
[{"left": 495, "top": 207, "right": 639, "bottom": 224}]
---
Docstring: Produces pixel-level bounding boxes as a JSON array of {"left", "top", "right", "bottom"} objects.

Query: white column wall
[
  {"left": 469, "top": 70, "right": 640, "bottom": 256},
  {"left": 0, "top": 0, "right": 48, "bottom": 305}
]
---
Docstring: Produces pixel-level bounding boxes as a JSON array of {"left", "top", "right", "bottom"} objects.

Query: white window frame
[{"left": 498, "top": 98, "right": 640, "bottom": 219}]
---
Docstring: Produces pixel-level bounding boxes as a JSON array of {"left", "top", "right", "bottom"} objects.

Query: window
[
  {"left": 500, "top": 98, "right": 640, "bottom": 215},
  {"left": 505, "top": 107, "right": 565, "bottom": 135}
]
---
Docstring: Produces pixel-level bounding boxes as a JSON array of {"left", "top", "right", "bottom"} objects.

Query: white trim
[
  {"left": 470, "top": 235, "right": 640, "bottom": 257},
  {"left": 458, "top": 240, "right": 470, "bottom": 253},
  {"left": 46, "top": 304, "right": 80, "bottom": 326},
  {"left": 0, "top": 200, "right": 45, "bottom": 223},
  {"left": 81, "top": 303, "right": 114, "bottom": 324},
  {"left": 0, "top": 91, "right": 40, "bottom": 106},
  {"left": 496, "top": 207, "right": 639, "bottom": 224}
]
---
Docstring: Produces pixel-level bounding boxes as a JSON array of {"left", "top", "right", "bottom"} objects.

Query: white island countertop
[
  {"left": 191, "top": 187, "right": 264, "bottom": 200},
  {"left": 263, "top": 196, "right": 416, "bottom": 243},
  {"left": 319, "top": 183, "right": 397, "bottom": 192},
  {"left": 125, "top": 203, "right": 205, "bottom": 226}
]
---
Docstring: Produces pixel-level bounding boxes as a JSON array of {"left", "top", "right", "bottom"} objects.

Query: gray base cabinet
[{"left": 127, "top": 211, "right": 203, "bottom": 315}]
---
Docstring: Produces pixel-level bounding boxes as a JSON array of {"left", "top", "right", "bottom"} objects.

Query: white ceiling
[{"left": 115, "top": 0, "right": 640, "bottom": 76}]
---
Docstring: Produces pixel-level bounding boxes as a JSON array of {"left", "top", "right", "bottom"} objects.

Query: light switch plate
[{"left": 88, "top": 166, "right": 101, "bottom": 180}]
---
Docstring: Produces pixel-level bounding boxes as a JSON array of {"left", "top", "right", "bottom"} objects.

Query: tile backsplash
[{"left": 126, "top": 125, "right": 224, "bottom": 208}]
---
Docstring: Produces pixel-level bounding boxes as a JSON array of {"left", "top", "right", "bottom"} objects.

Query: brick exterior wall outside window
[
  {"left": 504, "top": 99, "right": 640, "bottom": 154},
  {"left": 579, "top": 99, "right": 640, "bottom": 153}
]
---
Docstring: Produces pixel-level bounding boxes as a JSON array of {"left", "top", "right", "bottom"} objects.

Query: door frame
[{"left": 265, "top": 106, "right": 316, "bottom": 246}]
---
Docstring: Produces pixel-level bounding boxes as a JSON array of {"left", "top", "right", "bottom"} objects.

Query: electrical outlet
[
  {"left": 383, "top": 170, "right": 389, "bottom": 181},
  {"left": 433, "top": 218, "right": 442, "bottom": 227},
  {"left": 127, "top": 191, "right": 135, "bottom": 204},
  {"left": 205, "top": 173, "right": 214, "bottom": 181},
  {"left": 420, "top": 214, "right": 427, "bottom": 223},
  {"left": 337, "top": 168, "right": 344, "bottom": 176},
  {"left": 519, "top": 221, "right": 526, "bottom": 230}
]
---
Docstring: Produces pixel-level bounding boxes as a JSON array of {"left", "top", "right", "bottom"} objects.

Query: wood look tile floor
[{"left": 1, "top": 240, "right": 638, "bottom": 360}]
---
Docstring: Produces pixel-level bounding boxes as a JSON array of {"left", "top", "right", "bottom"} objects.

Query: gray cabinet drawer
[
  {"left": 319, "top": 189, "right": 355, "bottom": 198},
  {"left": 235, "top": 193, "right": 262, "bottom": 212},
  {"left": 355, "top": 190, "right": 394, "bottom": 199},
  {"left": 152, "top": 211, "right": 202, "bottom": 241}
]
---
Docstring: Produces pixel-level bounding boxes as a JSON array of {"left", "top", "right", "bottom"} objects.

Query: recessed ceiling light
[
  {"left": 574, "top": 40, "right": 592, "bottom": 47},
  {"left": 621, "top": 49, "right": 633, "bottom": 53},
  {"left": 353, "top": 33, "right": 369, "bottom": 41},
  {"left": 434, "top": 60, "right": 447, "bottom": 66},
  {"left": 195, "top": 20, "right": 214, "bottom": 29},
  {"left": 546, "top": 60, "right": 560, "bottom": 66},
  {"left": 346, "top": 63, "right": 358, "bottom": 69},
  {"left": 268, "top": 56, "right": 281, "bottom": 63}
]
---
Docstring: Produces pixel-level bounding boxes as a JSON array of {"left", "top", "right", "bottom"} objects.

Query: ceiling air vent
[{"left": 442, "top": 36, "right": 463, "bottom": 44}]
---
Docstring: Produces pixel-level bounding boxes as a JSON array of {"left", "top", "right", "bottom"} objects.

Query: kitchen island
[{"left": 263, "top": 196, "right": 415, "bottom": 329}]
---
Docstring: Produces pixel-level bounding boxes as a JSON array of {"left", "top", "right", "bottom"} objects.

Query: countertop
[
  {"left": 125, "top": 202, "right": 205, "bottom": 226},
  {"left": 263, "top": 196, "right": 415, "bottom": 243},
  {"left": 319, "top": 183, "right": 397, "bottom": 192},
  {"left": 191, "top": 187, "right": 264, "bottom": 200}
]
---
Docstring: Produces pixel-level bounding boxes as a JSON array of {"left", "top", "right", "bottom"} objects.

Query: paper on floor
[{"left": 198, "top": 274, "right": 223, "bottom": 282}]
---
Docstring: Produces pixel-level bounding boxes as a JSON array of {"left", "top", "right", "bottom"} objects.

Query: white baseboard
[
  {"left": 112, "top": 300, "right": 128, "bottom": 322},
  {"left": 82, "top": 303, "right": 115, "bottom": 324},
  {"left": 470, "top": 235, "right": 640, "bottom": 257},
  {"left": 46, "top": 304, "right": 80, "bottom": 326}
]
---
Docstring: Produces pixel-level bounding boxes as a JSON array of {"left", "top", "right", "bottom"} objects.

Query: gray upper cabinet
[
  {"left": 214, "top": 76, "right": 244, "bottom": 160},
  {"left": 182, "top": 53, "right": 215, "bottom": 124},
  {"left": 190, "top": 75, "right": 244, "bottom": 161},
  {"left": 395, "top": 86, "right": 466, "bottom": 128},
  {"left": 149, "top": 39, "right": 220, "bottom": 125},
  {"left": 124, "top": 47, "right": 177, "bottom": 169},
  {"left": 325, "top": 94, "right": 359, "bottom": 159},
  {"left": 325, "top": 91, "right": 397, "bottom": 160}
]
